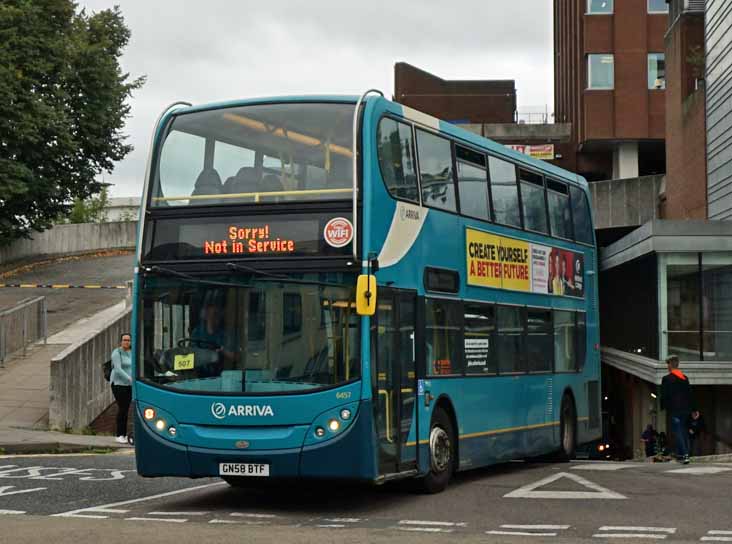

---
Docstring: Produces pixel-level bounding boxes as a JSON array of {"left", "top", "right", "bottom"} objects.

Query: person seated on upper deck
[
  {"left": 190, "top": 167, "right": 223, "bottom": 203},
  {"left": 223, "top": 167, "right": 260, "bottom": 201}
]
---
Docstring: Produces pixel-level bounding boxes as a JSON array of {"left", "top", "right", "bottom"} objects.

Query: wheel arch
[{"left": 433, "top": 395, "right": 459, "bottom": 472}]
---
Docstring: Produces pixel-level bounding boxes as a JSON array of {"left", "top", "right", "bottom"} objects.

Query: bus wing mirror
[{"left": 356, "top": 274, "right": 377, "bottom": 316}]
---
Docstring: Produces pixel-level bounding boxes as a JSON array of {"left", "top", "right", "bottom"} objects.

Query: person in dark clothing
[
  {"left": 687, "top": 410, "right": 706, "bottom": 457},
  {"left": 660, "top": 355, "right": 692, "bottom": 464},
  {"left": 641, "top": 424, "right": 658, "bottom": 458}
]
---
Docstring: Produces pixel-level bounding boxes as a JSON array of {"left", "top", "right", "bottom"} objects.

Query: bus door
[{"left": 373, "top": 289, "right": 417, "bottom": 476}]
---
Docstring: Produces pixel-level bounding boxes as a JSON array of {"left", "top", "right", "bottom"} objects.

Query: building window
[
  {"left": 416, "top": 129, "right": 457, "bottom": 213},
  {"left": 648, "top": 53, "right": 666, "bottom": 89},
  {"left": 587, "top": 0, "right": 613, "bottom": 14},
  {"left": 376, "top": 117, "right": 419, "bottom": 203},
  {"left": 588, "top": 54, "right": 614, "bottom": 90},
  {"left": 647, "top": 0, "right": 669, "bottom": 13}
]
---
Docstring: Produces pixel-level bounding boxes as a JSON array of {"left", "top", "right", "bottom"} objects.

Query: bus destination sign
[
  {"left": 144, "top": 213, "right": 353, "bottom": 261},
  {"left": 204, "top": 225, "right": 296, "bottom": 256}
]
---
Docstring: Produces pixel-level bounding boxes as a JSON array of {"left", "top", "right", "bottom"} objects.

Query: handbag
[{"left": 103, "top": 359, "right": 112, "bottom": 382}]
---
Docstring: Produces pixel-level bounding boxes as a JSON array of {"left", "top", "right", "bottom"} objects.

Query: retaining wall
[
  {"left": 49, "top": 307, "right": 131, "bottom": 431},
  {"left": 0, "top": 221, "right": 137, "bottom": 265}
]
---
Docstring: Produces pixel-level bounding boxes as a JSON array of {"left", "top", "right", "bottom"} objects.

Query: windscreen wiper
[{"left": 226, "top": 262, "right": 349, "bottom": 288}]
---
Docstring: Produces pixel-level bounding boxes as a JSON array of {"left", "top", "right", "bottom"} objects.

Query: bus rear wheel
[
  {"left": 418, "top": 408, "right": 455, "bottom": 494},
  {"left": 558, "top": 395, "right": 577, "bottom": 461}
]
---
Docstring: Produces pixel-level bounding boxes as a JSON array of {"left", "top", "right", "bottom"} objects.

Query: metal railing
[{"left": 0, "top": 296, "right": 48, "bottom": 367}]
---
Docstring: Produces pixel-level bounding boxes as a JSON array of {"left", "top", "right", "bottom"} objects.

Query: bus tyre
[
  {"left": 419, "top": 408, "right": 455, "bottom": 494},
  {"left": 558, "top": 395, "right": 577, "bottom": 461}
]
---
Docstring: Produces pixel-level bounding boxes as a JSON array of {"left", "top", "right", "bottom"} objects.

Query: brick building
[
  {"left": 662, "top": 0, "right": 706, "bottom": 219},
  {"left": 554, "top": 0, "right": 668, "bottom": 181},
  {"left": 393, "top": 62, "right": 516, "bottom": 124}
]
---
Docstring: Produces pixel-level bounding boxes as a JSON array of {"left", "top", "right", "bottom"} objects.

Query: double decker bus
[{"left": 133, "top": 92, "right": 601, "bottom": 492}]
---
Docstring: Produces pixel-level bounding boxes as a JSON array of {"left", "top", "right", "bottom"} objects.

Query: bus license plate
[{"left": 219, "top": 463, "right": 270, "bottom": 477}]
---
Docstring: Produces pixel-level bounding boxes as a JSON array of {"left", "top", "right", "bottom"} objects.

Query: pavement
[{"left": 0, "top": 253, "right": 134, "bottom": 454}]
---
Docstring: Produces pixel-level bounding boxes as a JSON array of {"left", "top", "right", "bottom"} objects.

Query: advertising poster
[{"left": 466, "top": 228, "right": 584, "bottom": 298}]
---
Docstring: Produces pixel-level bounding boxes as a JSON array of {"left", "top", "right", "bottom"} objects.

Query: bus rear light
[{"left": 144, "top": 408, "right": 155, "bottom": 420}]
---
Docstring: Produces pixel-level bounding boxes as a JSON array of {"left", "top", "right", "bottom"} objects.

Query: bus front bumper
[{"left": 133, "top": 401, "right": 374, "bottom": 481}]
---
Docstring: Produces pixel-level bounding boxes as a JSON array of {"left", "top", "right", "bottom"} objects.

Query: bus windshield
[
  {"left": 139, "top": 275, "right": 360, "bottom": 394},
  {"left": 151, "top": 102, "right": 355, "bottom": 207}
]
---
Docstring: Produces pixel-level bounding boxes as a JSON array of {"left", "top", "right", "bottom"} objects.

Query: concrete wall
[
  {"left": 589, "top": 175, "right": 663, "bottom": 229},
  {"left": 0, "top": 297, "right": 47, "bottom": 364},
  {"left": 0, "top": 221, "right": 137, "bottom": 265},
  {"left": 49, "top": 308, "right": 131, "bottom": 431}
]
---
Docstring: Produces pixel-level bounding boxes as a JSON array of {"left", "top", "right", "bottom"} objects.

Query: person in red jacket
[{"left": 660, "top": 355, "right": 692, "bottom": 464}]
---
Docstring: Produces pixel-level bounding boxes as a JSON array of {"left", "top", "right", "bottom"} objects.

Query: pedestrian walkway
[{"left": 0, "top": 301, "right": 130, "bottom": 453}]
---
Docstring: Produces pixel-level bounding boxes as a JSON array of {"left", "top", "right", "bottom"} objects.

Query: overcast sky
[{"left": 78, "top": 1, "right": 554, "bottom": 197}]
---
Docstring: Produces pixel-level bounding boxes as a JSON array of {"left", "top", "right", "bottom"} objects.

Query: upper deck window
[
  {"left": 519, "top": 169, "right": 549, "bottom": 234},
  {"left": 456, "top": 145, "right": 490, "bottom": 221},
  {"left": 488, "top": 156, "right": 521, "bottom": 228},
  {"left": 151, "top": 102, "right": 355, "bottom": 208},
  {"left": 570, "top": 186, "right": 594, "bottom": 244},
  {"left": 547, "top": 178, "right": 573, "bottom": 239},
  {"left": 416, "top": 129, "right": 457, "bottom": 213},
  {"left": 376, "top": 117, "right": 419, "bottom": 203}
]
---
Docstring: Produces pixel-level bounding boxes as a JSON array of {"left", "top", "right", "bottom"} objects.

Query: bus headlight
[
  {"left": 144, "top": 408, "right": 155, "bottom": 420},
  {"left": 315, "top": 427, "right": 326, "bottom": 438},
  {"left": 340, "top": 409, "right": 351, "bottom": 420},
  {"left": 155, "top": 419, "right": 166, "bottom": 431},
  {"left": 168, "top": 426, "right": 177, "bottom": 437},
  {"left": 328, "top": 419, "right": 340, "bottom": 432}
]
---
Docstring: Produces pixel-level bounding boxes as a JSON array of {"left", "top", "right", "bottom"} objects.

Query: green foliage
[
  {"left": 0, "top": 0, "right": 144, "bottom": 243},
  {"left": 66, "top": 186, "right": 109, "bottom": 223}
]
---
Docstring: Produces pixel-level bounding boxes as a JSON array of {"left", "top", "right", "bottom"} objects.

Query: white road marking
[
  {"left": 502, "top": 525, "right": 571, "bottom": 530},
  {"left": 148, "top": 511, "right": 209, "bottom": 516},
  {"left": 230, "top": 512, "right": 278, "bottom": 518},
  {"left": 399, "top": 519, "right": 466, "bottom": 527},
  {"left": 666, "top": 466, "right": 732, "bottom": 475},
  {"left": 572, "top": 464, "right": 636, "bottom": 471},
  {"left": 209, "top": 520, "right": 242, "bottom": 524},
  {"left": 0, "top": 485, "right": 46, "bottom": 497},
  {"left": 599, "top": 527, "right": 676, "bottom": 533},
  {"left": 593, "top": 534, "right": 667, "bottom": 539},
  {"left": 87, "top": 508, "right": 128, "bottom": 514},
  {"left": 316, "top": 524, "right": 346, "bottom": 528},
  {"left": 63, "top": 514, "right": 108, "bottom": 519},
  {"left": 702, "top": 531, "right": 732, "bottom": 542},
  {"left": 0, "top": 509, "right": 26, "bottom": 515},
  {"left": 397, "top": 527, "right": 454, "bottom": 533},
  {"left": 487, "top": 530, "right": 558, "bottom": 537},
  {"left": 504, "top": 472, "right": 626, "bottom": 500},
  {"left": 325, "top": 518, "right": 362, "bottom": 523},
  {"left": 53, "top": 481, "right": 226, "bottom": 517},
  {"left": 125, "top": 516, "right": 187, "bottom": 523}
]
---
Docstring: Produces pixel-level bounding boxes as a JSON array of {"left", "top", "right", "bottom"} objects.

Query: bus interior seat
[
  {"left": 261, "top": 174, "right": 284, "bottom": 202},
  {"left": 191, "top": 167, "right": 223, "bottom": 197},
  {"left": 223, "top": 167, "right": 260, "bottom": 197}
]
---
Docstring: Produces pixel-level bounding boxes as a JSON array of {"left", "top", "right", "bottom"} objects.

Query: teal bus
[{"left": 133, "top": 91, "right": 601, "bottom": 492}]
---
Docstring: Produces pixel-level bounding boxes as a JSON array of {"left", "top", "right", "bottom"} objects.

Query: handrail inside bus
[
  {"left": 152, "top": 187, "right": 352, "bottom": 203},
  {"left": 353, "top": 89, "right": 384, "bottom": 262}
]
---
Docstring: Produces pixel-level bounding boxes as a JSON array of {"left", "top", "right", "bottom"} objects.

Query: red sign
[
  {"left": 203, "top": 223, "right": 296, "bottom": 255},
  {"left": 323, "top": 217, "right": 353, "bottom": 248}
]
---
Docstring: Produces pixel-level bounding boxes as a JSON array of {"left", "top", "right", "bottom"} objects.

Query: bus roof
[{"left": 164, "top": 94, "right": 588, "bottom": 190}]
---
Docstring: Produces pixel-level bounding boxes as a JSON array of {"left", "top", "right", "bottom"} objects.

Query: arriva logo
[{"left": 211, "top": 402, "right": 274, "bottom": 419}]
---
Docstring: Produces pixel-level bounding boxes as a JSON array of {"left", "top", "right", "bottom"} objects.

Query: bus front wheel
[
  {"left": 558, "top": 395, "right": 577, "bottom": 461},
  {"left": 418, "top": 408, "right": 455, "bottom": 494}
]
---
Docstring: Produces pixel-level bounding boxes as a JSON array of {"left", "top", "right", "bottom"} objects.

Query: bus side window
[
  {"left": 376, "top": 117, "right": 419, "bottom": 203},
  {"left": 425, "top": 299, "right": 463, "bottom": 376},
  {"left": 416, "top": 129, "right": 456, "bottom": 213},
  {"left": 464, "top": 302, "right": 496, "bottom": 375},
  {"left": 488, "top": 156, "right": 521, "bottom": 228},
  {"left": 570, "top": 186, "right": 594, "bottom": 244},
  {"left": 496, "top": 305, "right": 526, "bottom": 374}
]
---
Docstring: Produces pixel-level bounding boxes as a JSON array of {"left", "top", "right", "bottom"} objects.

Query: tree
[
  {"left": 0, "top": 0, "right": 144, "bottom": 243},
  {"left": 65, "top": 186, "right": 109, "bottom": 224}
]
